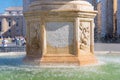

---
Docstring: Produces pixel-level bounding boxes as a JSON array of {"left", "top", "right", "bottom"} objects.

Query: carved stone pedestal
[{"left": 24, "top": 0, "right": 97, "bottom": 66}]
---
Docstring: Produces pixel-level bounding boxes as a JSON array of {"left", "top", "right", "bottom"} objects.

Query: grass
[{"left": 0, "top": 54, "right": 120, "bottom": 80}]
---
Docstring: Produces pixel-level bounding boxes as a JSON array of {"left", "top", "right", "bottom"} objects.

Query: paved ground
[
  {"left": 0, "top": 43, "right": 120, "bottom": 54},
  {"left": 95, "top": 43, "right": 120, "bottom": 54},
  {"left": 95, "top": 43, "right": 120, "bottom": 51}
]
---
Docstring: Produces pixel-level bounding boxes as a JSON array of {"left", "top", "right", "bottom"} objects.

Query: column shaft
[{"left": 2, "top": 17, "right": 8, "bottom": 33}]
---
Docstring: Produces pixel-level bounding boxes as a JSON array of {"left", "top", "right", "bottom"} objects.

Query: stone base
[
  {"left": 41, "top": 54, "right": 79, "bottom": 65},
  {"left": 24, "top": 53, "right": 97, "bottom": 66},
  {"left": 24, "top": 0, "right": 97, "bottom": 66},
  {"left": 24, "top": 54, "right": 79, "bottom": 66},
  {"left": 78, "top": 54, "right": 97, "bottom": 65}
]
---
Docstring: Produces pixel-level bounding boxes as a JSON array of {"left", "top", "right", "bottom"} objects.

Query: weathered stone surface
[
  {"left": 100, "top": 0, "right": 107, "bottom": 36},
  {"left": 117, "top": 0, "right": 120, "bottom": 35},
  {"left": 24, "top": 0, "right": 97, "bottom": 66},
  {"left": 46, "top": 22, "right": 73, "bottom": 47}
]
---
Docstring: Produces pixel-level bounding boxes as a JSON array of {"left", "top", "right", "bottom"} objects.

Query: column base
[{"left": 24, "top": 53, "right": 97, "bottom": 66}]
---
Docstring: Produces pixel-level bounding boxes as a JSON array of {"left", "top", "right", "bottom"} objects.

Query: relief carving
[
  {"left": 79, "top": 23, "right": 90, "bottom": 50},
  {"left": 31, "top": 22, "right": 41, "bottom": 49},
  {"left": 28, "top": 21, "right": 41, "bottom": 54}
]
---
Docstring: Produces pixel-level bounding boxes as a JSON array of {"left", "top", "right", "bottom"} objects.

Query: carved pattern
[
  {"left": 79, "top": 23, "right": 90, "bottom": 50},
  {"left": 28, "top": 21, "right": 41, "bottom": 54},
  {"left": 31, "top": 22, "right": 41, "bottom": 49}
]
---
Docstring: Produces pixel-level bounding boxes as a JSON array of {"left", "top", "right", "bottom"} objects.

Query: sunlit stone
[{"left": 23, "top": 0, "right": 97, "bottom": 65}]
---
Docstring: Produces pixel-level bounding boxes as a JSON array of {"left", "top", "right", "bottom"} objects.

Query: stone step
[
  {"left": 78, "top": 54, "right": 98, "bottom": 65},
  {"left": 41, "top": 54, "right": 79, "bottom": 63}
]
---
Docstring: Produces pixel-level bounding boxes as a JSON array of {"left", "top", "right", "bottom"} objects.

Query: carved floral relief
[{"left": 79, "top": 22, "right": 90, "bottom": 50}]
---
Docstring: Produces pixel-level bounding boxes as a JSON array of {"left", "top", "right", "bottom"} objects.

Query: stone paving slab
[
  {"left": 95, "top": 43, "right": 120, "bottom": 51},
  {"left": 95, "top": 43, "right": 120, "bottom": 54}
]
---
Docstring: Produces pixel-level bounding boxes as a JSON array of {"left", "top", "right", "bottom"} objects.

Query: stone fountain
[{"left": 23, "top": 0, "right": 97, "bottom": 65}]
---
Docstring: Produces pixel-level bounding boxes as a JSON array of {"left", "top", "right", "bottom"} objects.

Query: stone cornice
[
  {"left": 24, "top": 10, "right": 97, "bottom": 19},
  {"left": 28, "top": 1, "right": 94, "bottom": 12}
]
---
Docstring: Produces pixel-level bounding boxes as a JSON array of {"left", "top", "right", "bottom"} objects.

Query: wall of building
[
  {"left": 117, "top": 0, "right": 120, "bottom": 36},
  {"left": 0, "top": 7, "right": 25, "bottom": 38},
  {"left": 99, "top": 0, "right": 107, "bottom": 37},
  {"left": 106, "top": 0, "right": 113, "bottom": 35},
  {"left": 94, "top": 0, "right": 120, "bottom": 42}
]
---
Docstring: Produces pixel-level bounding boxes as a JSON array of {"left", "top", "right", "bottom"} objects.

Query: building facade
[
  {"left": 23, "top": 0, "right": 120, "bottom": 42},
  {"left": 95, "top": 0, "right": 120, "bottom": 42},
  {"left": 0, "top": 7, "right": 26, "bottom": 38}
]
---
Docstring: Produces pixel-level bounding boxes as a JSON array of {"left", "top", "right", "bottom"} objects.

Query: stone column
[
  {"left": 2, "top": 17, "right": 8, "bottom": 34},
  {"left": 101, "top": 0, "right": 107, "bottom": 37},
  {"left": 97, "top": 2, "right": 102, "bottom": 36},
  {"left": 11, "top": 18, "right": 16, "bottom": 37},
  {"left": 74, "top": 18, "right": 79, "bottom": 56},
  {"left": 106, "top": 0, "right": 113, "bottom": 35},
  {"left": 117, "top": 0, "right": 120, "bottom": 36},
  {"left": 113, "top": 0, "right": 117, "bottom": 35},
  {"left": 40, "top": 16, "right": 46, "bottom": 55}
]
